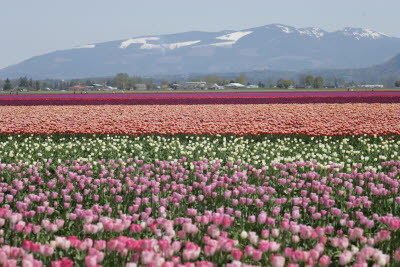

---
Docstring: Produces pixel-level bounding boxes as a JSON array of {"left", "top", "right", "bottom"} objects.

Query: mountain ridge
[{"left": 1, "top": 24, "right": 400, "bottom": 79}]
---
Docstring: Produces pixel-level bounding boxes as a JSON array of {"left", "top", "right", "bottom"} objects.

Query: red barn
[{"left": 69, "top": 85, "right": 89, "bottom": 90}]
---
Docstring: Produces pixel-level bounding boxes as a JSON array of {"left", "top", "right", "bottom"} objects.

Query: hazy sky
[{"left": 1, "top": 0, "right": 399, "bottom": 69}]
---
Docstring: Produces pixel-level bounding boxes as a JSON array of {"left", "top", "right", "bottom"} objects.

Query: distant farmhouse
[
  {"left": 224, "top": 83, "right": 246, "bottom": 89},
  {"left": 69, "top": 85, "right": 89, "bottom": 91},
  {"left": 69, "top": 84, "right": 106, "bottom": 91},
  {"left": 183, "top": 82, "right": 207, "bottom": 90},
  {"left": 91, "top": 84, "right": 104, "bottom": 89},
  {"left": 134, "top": 84, "right": 147, "bottom": 90},
  {"left": 175, "top": 82, "right": 207, "bottom": 90},
  {"left": 172, "top": 81, "right": 255, "bottom": 90},
  {"left": 211, "top": 83, "right": 224, "bottom": 90},
  {"left": 361, "top": 84, "right": 384, "bottom": 89}
]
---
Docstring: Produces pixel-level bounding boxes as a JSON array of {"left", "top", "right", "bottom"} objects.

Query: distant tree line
[
  {"left": 0, "top": 77, "right": 57, "bottom": 91},
  {"left": 2, "top": 73, "right": 400, "bottom": 91},
  {"left": 0, "top": 74, "right": 155, "bottom": 91}
]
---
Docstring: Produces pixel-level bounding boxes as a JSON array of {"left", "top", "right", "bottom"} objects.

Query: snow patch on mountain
[
  {"left": 73, "top": 44, "right": 95, "bottom": 49},
  {"left": 162, "top": 40, "right": 201, "bottom": 50},
  {"left": 120, "top": 37, "right": 160, "bottom": 49},
  {"left": 206, "top": 31, "right": 253, "bottom": 47},
  {"left": 120, "top": 37, "right": 200, "bottom": 50},
  {"left": 298, "top": 27, "right": 325, "bottom": 38},
  {"left": 140, "top": 43, "right": 161, "bottom": 49},
  {"left": 216, "top": 31, "right": 253, "bottom": 42},
  {"left": 208, "top": 41, "right": 236, "bottom": 47},
  {"left": 141, "top": 40, "right": 201, "bottom": 50},
  {"left": 341, "top": 28, "right": 390, "bottom": 40},
  {"left": 275, "top": 25, "right": 293, "bottom": 34}
]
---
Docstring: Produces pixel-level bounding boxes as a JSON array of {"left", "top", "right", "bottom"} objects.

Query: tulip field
[
  {"left": 1, "top": 104, "right": 400, "bottom": 136},
  {"left": 1, "top": 92, "right": 400, "bottom": 266},
  {"left": 1, "top": 91, "right": 400, "bottom": 106}
]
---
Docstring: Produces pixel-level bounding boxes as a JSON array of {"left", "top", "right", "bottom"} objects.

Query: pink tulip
[
  {"left": 271, "top": 255, "right": 285, "bottom": 267},
  {"left": 231, "top": 248, "right": 243, "bottom": 260},
  {"left": 319, "top": 255, "right": 331, "bottom": 266},
  {"left": 259, "top": 240, "right": 269, "bottom": 252},
  {"left": 261, "top": 229, "right": 269, "bottom": 239},
  {"left": 271, "top": 228, "right": 280, "bottom": 237},
  {"left": 339, "top": 251, "right": 353, "bottom": 265},
  {"left": 248, "top": 215, "right": 256, "bottom": 223},
  {"left": 141, "top": 249, "right": 154, "bottom": 265},
  {"left": 269, "top": 242, "right": 280, "bottom": 252},
  {"left": 252, "top": 249, "right": 262, "bottom": 261},
  {"left": 339, "top": 237, "right": 349, "bottom": 250}
]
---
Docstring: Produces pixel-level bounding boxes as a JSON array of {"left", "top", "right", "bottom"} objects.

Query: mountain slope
[
  {"left": 307, "top": 53, "right": 400, "bottom": 81},
  {"left": 210, "top": 53, "right": 400, "bottom": 86},
  {"left": 1, "top": 24, "right": 400, "bottom": 79}
]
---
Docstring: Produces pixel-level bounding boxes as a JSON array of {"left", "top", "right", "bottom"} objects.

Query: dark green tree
[
  {"left": 144, "top": 79, "right": 154, "bottom": 90},
  {"left": 298, "top": 74, "right": 306, "bottom": 87},
  {"left": 324, "top": 76, "right": 337, "bottom": 88},
  {"left": 277, "top": 79, "right": 294, "bottom": 89},
  {"left": 28, "top": 78, "right": 33, "bottom": 90},
  {"left": 35, "top": 81, "right": 40, "bottom": 91},
  {"left": 113, "top": 73, "right": 130, "bottom": 89},
  {"left": 394, "top": 81, "right": 400, "bottom": 88},
  {"left": 336, "top": 77, "right": 346, "bottom": 88},
  {"left": 313, "top": 76, "right": 324, "bottom": 88},
  {"left": 3, "top": 78, "right": 12, "bottom": 91},
  {"left": 129, "top": 77, "right": 137, "bottom": 89},
  {"left": 129, "top": 76, "right": 143, "bottom": 89},
  {"left": 19, "top": 76, "right": 28, "bottom": 87},
  {"left": 305, "top": 75, "right": 314, "bottom": 88}
]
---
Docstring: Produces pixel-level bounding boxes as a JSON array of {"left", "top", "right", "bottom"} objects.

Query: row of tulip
[
  {"left": 0, "top": 134, "right": 400, "bottom": 266},
  {"left": 1, "top": 134, "right": 399, "bottom": 172},
  {"left": 1, "top": 96, "right": 399, "bottom": 106},
  {"left": 2, "top": 104, "right": 400, "bottom": 136}
]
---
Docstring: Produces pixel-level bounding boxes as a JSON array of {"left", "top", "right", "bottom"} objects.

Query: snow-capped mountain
[
  {"left": 1, "top": 24, "right": 400, "bottom": 79},
  {"left": 337, "top": 27, "right": 390, "bottom": 40}
]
